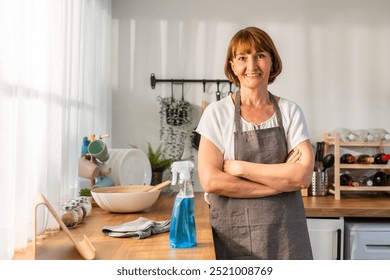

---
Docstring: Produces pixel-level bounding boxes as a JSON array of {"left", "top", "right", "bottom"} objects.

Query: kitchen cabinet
[
  {"left": 344, "top": 218, "right": 390, "bottom": 260},
  {"left": 323, "top": 132, "right": 390, "bottom": 200},
  {"left": 307, "top": 218, "right": 344, "bottom": 260},
  {"left": 303, "top": 194, "right": 390, "bottom": 260}
]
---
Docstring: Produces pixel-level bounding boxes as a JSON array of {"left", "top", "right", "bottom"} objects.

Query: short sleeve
[{"left": 195, "top": 103, "right": 225, "bottom": 154}]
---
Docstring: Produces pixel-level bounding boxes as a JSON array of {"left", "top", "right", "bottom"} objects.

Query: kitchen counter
[
  {"left": 13, "top": 192, "right": 390, "bottom": 260},
  {"left": 303, "top": 193, "right": 390, "bottom": 218},
  {"left": 13, "top": 192, "right": 216, "bottom": 260}
]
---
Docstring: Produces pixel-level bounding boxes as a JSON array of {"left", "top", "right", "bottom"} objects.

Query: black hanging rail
[{"left": 150, "top": 73, "right": 232, "bottom": 92}]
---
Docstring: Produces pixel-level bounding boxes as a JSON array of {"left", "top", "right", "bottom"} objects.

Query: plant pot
[
  {"left": 166, "top": 108, "right": 187, "bottom": 126},
  {"left": 151, "top": 171, "right": 164, "bottom": 186}
]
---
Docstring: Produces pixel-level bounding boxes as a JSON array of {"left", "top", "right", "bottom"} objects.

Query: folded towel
[{"left": 102, "top": 217, "right": 170, "bottom": 239}]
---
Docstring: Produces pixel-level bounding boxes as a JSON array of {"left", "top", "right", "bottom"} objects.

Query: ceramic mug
[
  {"left": 78, "top": 157, "right": 99, "bottom": 179},
  {"left": 94, "top": 174, "right": 115, "bottom": 188},
  {"left": 88, "top": 140, "right": 109, "bottom": 162}
]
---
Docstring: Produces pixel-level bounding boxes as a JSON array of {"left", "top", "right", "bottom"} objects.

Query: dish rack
[{"left": 323, "top": 132, "right": 390, "bottom": 200}]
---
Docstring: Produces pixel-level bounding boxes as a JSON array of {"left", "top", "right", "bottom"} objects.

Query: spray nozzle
[{"left": 171, "top": 160, "right": 194, "bottom": 185}]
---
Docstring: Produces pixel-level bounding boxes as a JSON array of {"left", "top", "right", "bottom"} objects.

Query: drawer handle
[{"left": 366, "top": 245, "right": 390, "bottom": 251}]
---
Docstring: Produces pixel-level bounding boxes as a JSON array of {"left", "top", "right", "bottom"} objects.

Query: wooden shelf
[
  {"left": 340, "top": 164, "right": 390, "bottom": 169},
  {"left": 323, "top": 132, "right": 390, "bottom": 200},
  {"left": 329, "top": 186, "right": 390, "bottom": 192}
]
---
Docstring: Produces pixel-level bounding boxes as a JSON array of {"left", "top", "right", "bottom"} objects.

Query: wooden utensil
[
  {"left": 33, "top": 193, "right": 96, "bottom": 260},
  {"left": 147, "top": 180, "right": 172, "bottom": 192}
]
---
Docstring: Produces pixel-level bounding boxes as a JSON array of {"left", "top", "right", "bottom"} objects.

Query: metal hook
[
  {"left": 216, "top": 81, "right": 221, "bottom": 101},
  {"left": 171, "top": 81, "right": 185, "bottom": 101},
  {"left": 228, "top": 82, "right": 233, "bottom": 95}
]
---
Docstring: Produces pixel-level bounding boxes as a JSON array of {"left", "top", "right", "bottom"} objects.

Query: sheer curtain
[{"left": 0, "top": 0, "right": 112, "bottom": 259}]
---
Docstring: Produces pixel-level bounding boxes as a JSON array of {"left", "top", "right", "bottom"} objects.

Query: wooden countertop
[
  {"left": 13, "top": 192, "right": 390, "bottom": 260},
  {"left": 13, "top": 192, "right": 216, "bottom": 260},
  {"left": 303, "top": 193, "right": 390, "bottom": 218}
]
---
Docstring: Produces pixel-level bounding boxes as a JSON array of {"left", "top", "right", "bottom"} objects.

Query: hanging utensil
[
  {"left": 191, "top": 100, "right": 207, "bottom": 150},
  {"left": 215, "top": 81, "right": 221, "bottom": 101}
]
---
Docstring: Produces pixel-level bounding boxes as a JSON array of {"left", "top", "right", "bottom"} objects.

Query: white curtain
[{"left": 0, "top": 0, "right": 112, "bottom": 259}]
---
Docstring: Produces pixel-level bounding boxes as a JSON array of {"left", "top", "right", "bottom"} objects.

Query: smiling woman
[
  {"left": 196, "top": 26, "right": 314, "bottom": 260},
  {"left": 0, "top": 0, "right": 112, "bottom": 260}
]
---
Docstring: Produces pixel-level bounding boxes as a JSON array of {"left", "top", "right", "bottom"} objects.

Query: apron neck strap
[
  {"left": 234, "top": 90, "right": 242, "bottom": 133},
  {"left": 234, "top": 90, "right": 285, "bottom": 133}
]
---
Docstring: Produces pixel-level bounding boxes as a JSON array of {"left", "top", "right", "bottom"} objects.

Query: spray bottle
[{"left": 169, "top": 160, "right": 196, "bottom": 248}]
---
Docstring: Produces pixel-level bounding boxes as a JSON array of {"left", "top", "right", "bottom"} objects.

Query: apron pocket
[{"left": 210, "top": 207, "right": 252, "bottom": 259}]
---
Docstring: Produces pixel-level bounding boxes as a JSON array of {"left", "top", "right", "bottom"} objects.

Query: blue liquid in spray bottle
[{"left": 169, "top": 161, "right": 196, "bottom": 248}]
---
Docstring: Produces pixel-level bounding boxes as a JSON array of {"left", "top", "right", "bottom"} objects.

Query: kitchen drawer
[{"left": 344, "top": 219, "right": 390, "bottom": 260}]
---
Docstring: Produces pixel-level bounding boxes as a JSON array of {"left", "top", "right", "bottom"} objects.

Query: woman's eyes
[
  {"left": 256, "top": 53, "right": 266, "bottom": 58},
  {"left": 236, "top": 53, "right": 266, "bottom": 61}
]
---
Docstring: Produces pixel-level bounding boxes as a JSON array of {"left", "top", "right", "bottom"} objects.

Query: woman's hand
[{"left": 286, "top": 148, "right": 302, "bottom": 163}]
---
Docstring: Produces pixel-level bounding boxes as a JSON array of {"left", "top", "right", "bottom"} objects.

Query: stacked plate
[{"left": 105, "top": 148, "right": 151, "bottom": 186}]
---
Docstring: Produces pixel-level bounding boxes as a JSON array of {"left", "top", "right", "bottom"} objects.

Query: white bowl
[{"left": 91, "top": 186, "right": 161, "bottom": 213}]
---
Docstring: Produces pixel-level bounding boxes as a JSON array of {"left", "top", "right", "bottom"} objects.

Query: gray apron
[{"left": 208, "top": 91, "right": 313, "bottom": 260}]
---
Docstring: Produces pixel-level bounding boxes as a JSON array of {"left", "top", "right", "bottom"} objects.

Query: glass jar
[
  {"left": 61, "top": 205, "right": 78, "bottom": 229},
  {"left": 70, "top": 200, "right": 84, "bottom": 224},
  {"left": 77, "top": 196, "right": 92, "bottom": 218}
]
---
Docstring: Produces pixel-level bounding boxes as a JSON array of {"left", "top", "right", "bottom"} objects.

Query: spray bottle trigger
[{"left": 171, "top": 170, "right": 178, "bottom": 185}]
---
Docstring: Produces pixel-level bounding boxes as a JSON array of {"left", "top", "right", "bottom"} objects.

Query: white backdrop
[{"left": 111, "top": 0, "right": 390, "bottom": 189}]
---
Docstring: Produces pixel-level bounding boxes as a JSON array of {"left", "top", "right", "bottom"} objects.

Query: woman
[{"left": 196, "top": 27, "right": 314, "bottom": 260}]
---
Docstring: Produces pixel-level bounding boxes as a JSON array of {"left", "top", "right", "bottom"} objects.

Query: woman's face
[{"left": 230, "top": 47, "right": 273, "bottom": 90}]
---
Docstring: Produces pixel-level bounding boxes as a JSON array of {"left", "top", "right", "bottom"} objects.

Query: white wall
[{"left": 111, "top": 0, "right": 390, "bottom": 190}]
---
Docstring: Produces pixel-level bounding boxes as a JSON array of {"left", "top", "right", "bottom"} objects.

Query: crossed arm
[{"left": 197, "top": 136, "right": 314, "bottom": 198}]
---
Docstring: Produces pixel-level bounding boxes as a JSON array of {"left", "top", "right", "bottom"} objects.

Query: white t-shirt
[{"left": 196, "top": 95, "right": 310, "bottom": 160}]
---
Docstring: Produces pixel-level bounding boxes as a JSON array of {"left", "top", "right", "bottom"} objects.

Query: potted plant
[
  {"left": 157, "top": 96, "right": 193, "bottom": 161},
  {"left": 147, "top": 142, "right": 174, "bottom": 185},
  {"left": 158, "top": 96, "right": 192, "bottom": 126},
  {"left": 79, "top": 187, "right": 94, "bottom": 204}
]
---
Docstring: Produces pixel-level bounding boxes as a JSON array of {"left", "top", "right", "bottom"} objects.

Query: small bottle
[
  {"left": 356, "top": 154, "right": 374, "bottom": 164},
  {"left": 78, "top": 196, "right": 92, "bottom": 217},
  {"left": 372, "top": 153, "right": 390, "bottom": 165},
  {"left": 340, "top": 153, "right": 356, "bottom": 164},
  {"left": 351, "top": 129, "right": 368, "bottom": 142},
  {"left": 340, "top": 174, "right": 359, "bottom": 186},
  {"left": 358, "top": 176, "right": 373, "bottom": 187},
  {"left": 169, "top": 161, "right": 197, "bottom": 248},
  {"left": 333, "top": 128, "right": 356, "bottom": 142},
  {"left": 367, "top": 128, "right": 388, "bottom": 141},
  {"left": 370, "top": 171, "right": 389, "bottom": 186}
]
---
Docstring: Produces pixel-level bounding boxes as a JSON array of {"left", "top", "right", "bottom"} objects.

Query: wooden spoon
[{"left": 147, "top": 180, "right": 172, "bottom": 192}]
